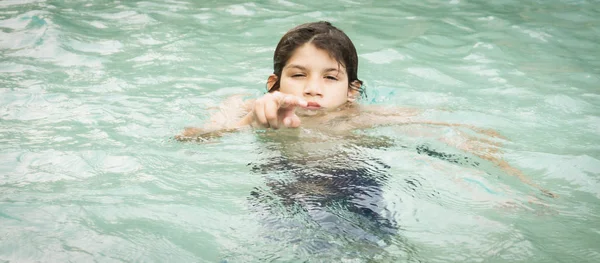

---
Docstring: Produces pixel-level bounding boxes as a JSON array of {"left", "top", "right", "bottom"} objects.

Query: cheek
[
  {"left": 278, "top": 78, "right": 292, "bottom": 91},
  {"left": 279, "top": 78, "right": 299, "bottom": 94},
  {"left": 335, "top": 83, "right": 350, "bottom": 98}
]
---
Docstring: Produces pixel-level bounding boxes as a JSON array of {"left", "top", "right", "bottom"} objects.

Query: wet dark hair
[{"left": 269, "top": 21, "right": 363, "bottom": 93}]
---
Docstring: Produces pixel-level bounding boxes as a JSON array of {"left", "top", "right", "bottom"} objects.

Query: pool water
[{"left": 1, "top": 0, "right": 599, "bottom": 262}]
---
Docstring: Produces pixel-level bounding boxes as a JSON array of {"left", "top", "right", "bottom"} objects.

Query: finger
[
  {"left": 272, "top": 91, "right": 307, "bottom": 109},
  {"left": 283, "top": 114, "right": 301, "bottom": 128},
  {"left": 282, "top": 109, "right": 301, "bottom": 128},
  {"left": 280, "top": 95, "right": 308, "bottom": 109},
  {"left": 271, "top": 91, "right": 289, "bottom": 109},
  {"left": 265, "top": 98, "right": 279, "bottom": 129},
  {"left": 254, "top": 99, "right": 268, "bottom": 127}
]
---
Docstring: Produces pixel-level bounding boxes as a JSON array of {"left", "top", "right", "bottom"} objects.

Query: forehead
[{"left": 285, "top": 43, "right": 346, "bottom": 71}]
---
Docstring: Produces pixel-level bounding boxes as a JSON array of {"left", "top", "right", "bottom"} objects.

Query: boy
[{"left": 176, "top": 21, "right": 555, "bottom": 198}]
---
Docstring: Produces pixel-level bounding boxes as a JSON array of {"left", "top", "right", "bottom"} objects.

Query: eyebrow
[{"left": 285, "top": 64, "right": 347, "bottom": 75}]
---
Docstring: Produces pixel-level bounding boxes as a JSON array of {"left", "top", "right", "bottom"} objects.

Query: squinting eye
[
  {"left": 325, "top": 76, "right": 338, "bottom": 81},
  {"left": 291, "top": 74, "right": 305, "bottom": 78}
]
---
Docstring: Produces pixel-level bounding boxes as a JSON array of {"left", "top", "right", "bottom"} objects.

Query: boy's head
[{"left": 267, "top": 21, "right": 363, "bottom": 109}]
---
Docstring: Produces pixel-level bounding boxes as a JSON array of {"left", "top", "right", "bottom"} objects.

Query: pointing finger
[{"left": 280, "top": 95, "right": 308, "bottom": 109}]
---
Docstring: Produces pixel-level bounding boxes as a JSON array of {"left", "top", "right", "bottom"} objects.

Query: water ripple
[{"left": 1, "top": 0, "right": 599, "bottom": 262}]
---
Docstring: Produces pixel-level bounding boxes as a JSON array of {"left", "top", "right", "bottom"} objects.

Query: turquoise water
[{"left": 1, "top": 0, "right": 600, "bottom": 262}]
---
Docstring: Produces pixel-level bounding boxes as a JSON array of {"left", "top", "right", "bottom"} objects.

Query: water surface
[{"left": 1, "top": 0, "right": 599, "bottom": 262}]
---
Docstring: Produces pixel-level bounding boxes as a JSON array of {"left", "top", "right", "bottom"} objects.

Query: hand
[
  {"left": 174, "top": 127, "right": 207, "bottom": 141},
  {"left": 250, "top": 91, "right": 308, "bottom": 129}
]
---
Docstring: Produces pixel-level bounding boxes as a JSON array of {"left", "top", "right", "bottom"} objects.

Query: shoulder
[
  {"left": 345, "top": 105, "right": 422, "bottom": 129},
  {"left": 359, "top": 104, "right": 422, "bottom": 118}
]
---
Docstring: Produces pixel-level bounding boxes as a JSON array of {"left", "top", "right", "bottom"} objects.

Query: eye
[
  {"left": 291, "top": 74, "right": 305, "bottom": 78},
  {"left": 325, "top": 75, "right": 338, "bottom": 81}
]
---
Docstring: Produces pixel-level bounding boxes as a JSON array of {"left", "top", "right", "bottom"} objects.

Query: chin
[{"left": 295, "top": 108, "right": 328, "bottom": 117}]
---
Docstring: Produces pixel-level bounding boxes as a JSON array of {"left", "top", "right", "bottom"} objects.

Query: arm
[
  {"left": 439, "top": 131, "right": 557, "bottom": 198},
  {"left": 355, "top": 105, "right": 502, "bottom": 137},
  {"left": 356, "top": 105, "right": 556, "bottom": 197},
  {"left": 174, "top": 95, "right": 254, "bottom": 142},
  {"left": 175, "top": 92, "right": 308, "bottom": 142}
]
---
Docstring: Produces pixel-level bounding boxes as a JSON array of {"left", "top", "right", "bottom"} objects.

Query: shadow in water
[{"left": 245, "top": 131, "right": 427, "bottom": 261}]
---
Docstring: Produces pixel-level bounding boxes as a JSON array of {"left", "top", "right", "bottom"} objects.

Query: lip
[{"left": 304, "top": 101, "right": 322, "bottom": 110}]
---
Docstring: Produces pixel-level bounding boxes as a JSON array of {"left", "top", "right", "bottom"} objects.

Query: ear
[
  {"left": 347, "top": 80, "right": 362, "bottom": 102},
  {"left": 266, "top": 74, "right": 278, "bottom": 92}
]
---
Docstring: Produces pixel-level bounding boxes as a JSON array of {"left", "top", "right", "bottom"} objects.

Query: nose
[{"left": 303, "top": 76, "right": 323, "bottom": 97}]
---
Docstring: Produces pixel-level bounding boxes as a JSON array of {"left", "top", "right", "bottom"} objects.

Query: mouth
[{"left": 303, "top": 101, "right": 322, "bottom": 110}]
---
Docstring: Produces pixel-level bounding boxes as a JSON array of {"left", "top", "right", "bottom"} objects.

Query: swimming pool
[{"left": 1, "top": 0, "right": 599, "bottom": 262}]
